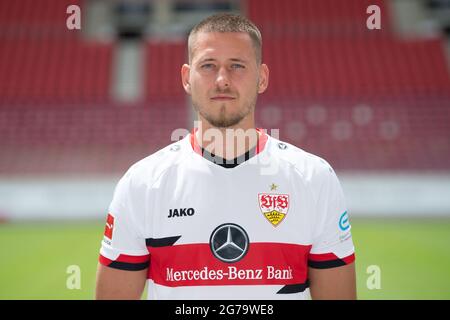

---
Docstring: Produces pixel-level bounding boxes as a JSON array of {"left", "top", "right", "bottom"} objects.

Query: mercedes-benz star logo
[{"left": 210, "top": 223, "right": 249, "bottom": 263}]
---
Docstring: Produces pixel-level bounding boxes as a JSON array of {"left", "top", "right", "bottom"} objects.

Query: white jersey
[{"left": 99, "top": 129, "right": 355, "bottom": 300}]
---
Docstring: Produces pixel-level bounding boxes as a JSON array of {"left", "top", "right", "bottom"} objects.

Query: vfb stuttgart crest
[{"left": 258, "top": 194, "right": 289, "bottom": 227}]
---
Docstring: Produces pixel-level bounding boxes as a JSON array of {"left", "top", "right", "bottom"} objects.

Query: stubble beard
[{"left": 192, "top": 91, "right": 258, "bottom": 129}]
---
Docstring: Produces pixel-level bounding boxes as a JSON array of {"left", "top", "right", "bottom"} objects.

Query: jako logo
[
  {"left": 168, "top": 208, "right": 195, "bottom": 218},
  {"left": 339, "top": 211, "right": 350, "bottom": 231}
]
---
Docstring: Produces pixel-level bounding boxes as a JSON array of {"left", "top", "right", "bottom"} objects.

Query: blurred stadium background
[{"left": 0, "top": 0, "right": 450, "bottom": 299}]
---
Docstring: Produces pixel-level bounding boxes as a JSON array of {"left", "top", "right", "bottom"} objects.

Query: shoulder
[
  {"left": 266, "top": 135, "right": 337, "bottom": 185},
  {"left": 120, "top": 136, "right": 191, "bottom": 189}
]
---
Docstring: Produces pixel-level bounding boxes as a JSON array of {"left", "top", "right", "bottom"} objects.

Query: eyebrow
[
  {"left": 198, "top": 58, "right": 248, "bottom": 64},
  {"left": 198, "top": 58, "right": 216, "bottom": 64},
  {"left": 230, "top": 58, "right": 248, "bottom": 63}
]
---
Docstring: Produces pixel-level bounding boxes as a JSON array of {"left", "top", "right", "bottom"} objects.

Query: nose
[{"left": 215, "top": 67, "right": 230, "bottom": 90}]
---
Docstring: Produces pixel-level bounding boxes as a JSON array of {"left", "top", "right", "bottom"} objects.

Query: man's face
[{"left": 182, "top": 32, "right": 268, "bottom": 128}]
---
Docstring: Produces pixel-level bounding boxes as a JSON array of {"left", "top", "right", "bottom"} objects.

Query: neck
[{"left": 195, "top": 117, "right": 259, "bottom": 160}]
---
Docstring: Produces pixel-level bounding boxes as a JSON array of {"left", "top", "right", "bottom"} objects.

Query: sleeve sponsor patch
[{"left": 104, "top": 213, "right": 114, "bottom": 241}]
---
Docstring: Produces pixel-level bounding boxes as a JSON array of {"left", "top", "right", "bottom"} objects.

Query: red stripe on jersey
[
  {"left": 309, "top": 252, "right": 355, "bottom": 264},
  {"left": 190, "top": 129, "right": 202, "bottom": 155},
  {"left": 147, "top": 242, "right": 311, "bottom": 287},
  {"left": 115, "top": 254, "right": 150, "bottom": 264},
  {"left": 99, "top": 253, "right": 150, "bottom": 266},
  {"left": 342, "top": 253, "right": 356, "bottom": 264},
  {"left": 308, "top": 252, "right": 339, "bottom": 262},
  {"left": 99, "top": 254, "right": 113, "bottom": 266},
  {"left": 255, "top": 128, "right": 268, "bottom": 154},
  {"left": 190, "top": 128, "right": 268, "bottom": 156}
]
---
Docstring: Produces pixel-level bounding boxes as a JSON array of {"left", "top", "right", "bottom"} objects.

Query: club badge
[{"left": 258, "top": 193, "right": 289, "bottom": 227}]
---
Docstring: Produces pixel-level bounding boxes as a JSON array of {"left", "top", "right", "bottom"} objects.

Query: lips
[{"left": 210, "top": 96, "right": 236, "bottom": 101}]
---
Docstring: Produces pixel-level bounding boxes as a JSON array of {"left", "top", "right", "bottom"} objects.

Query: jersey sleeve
[
  {"left": 308, "top": 162, "right": 355, "bottom": 269},
  {"left": 98, "top": 170, "right": 150, "bottom": 271}
]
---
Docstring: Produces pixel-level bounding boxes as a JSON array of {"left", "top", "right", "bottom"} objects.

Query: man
[{"left": 96, "top": 13, "right": 356, "bottom": 300}]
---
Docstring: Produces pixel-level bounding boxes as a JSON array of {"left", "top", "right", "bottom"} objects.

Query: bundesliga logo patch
[
  {"left": 258, "top": 194, "right": 289, "bottom": 227},
  {"left": 104, "top": 213, "right": 114, "bottom": 240}
]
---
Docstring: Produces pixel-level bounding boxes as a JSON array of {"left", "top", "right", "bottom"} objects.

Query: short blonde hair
[{"left": 188, "top": 13, "right": 262, "bottom": 64}]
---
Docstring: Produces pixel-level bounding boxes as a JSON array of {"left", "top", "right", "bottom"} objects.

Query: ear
[
  {"left": 257, "top": 63, "right": 269, "bottom": 94},
  {"left": 181, "top": 64, "right": 191, "bottom": 95}
]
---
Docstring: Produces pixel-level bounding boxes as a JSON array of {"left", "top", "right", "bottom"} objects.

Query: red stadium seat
[
  {"left": 255, "top": 96, "right": 450, "bottom": 170},
  {"left": 0, "top": 104, "right": 188, "bottom": 174},
  {"left": 0, "top": 0, "right": 449, "bottom": 174},
  {"left": 0, "top": 39, "right": 113, "bottom": 104},
  {"left": 261, "top": 38, "right": 450, "bottom": 99},
  {"left": 246, "top": 0, "right": 392, "bottom": 38},
  {"left": 145, "top": 41, "right": 187, "bottom": 103}
]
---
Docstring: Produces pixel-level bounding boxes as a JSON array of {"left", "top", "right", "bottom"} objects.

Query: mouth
[{"left": 210, "top": 96, "right": 236, "bottom": 101}]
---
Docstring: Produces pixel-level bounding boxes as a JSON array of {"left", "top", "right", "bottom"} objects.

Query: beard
[
  {"left": 201, "top": 104, "right": 244, "bottom": 128},
  {"left": 192, "top": 89, "right": 258, "bottom": 128}
]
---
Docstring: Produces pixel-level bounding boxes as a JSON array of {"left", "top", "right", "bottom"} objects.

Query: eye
[
  {"left": 201, "top": 63, "right": 215, "bottom": 69},
  {"left": 231, "top": 64, "right": 245, "bottom": 69}
]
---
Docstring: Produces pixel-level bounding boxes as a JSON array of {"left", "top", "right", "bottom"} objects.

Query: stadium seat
[
  {"left": 0, "top": 0, "right": 449, "bottom": 174},
  {"left": 145, "top": 41, "right": 187, "bottom": 102},
  {"left": 0, "top": 104, "right": 188, "bottom": 174},
  {"left": 0, "top": 38, "right": 113, "bottom": 104}
]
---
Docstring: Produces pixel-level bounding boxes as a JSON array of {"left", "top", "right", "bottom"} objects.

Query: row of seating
[
  {"left": 2, "top": 36, "right": 447, "bottom": 103},
  {"left": 146, "top": 41, "right": 188, "bottom": 101},
  {"left": 0, "top": 0, "right": 80, "bottom": 32},
  {"left": 0, "top": 103, "right": 189, "bottom": 174},
  {"left": 262, "top": 37, "right": 450, "bottom": 99},
  {"left": 254, "top": 97, "right": 450, "bottom": 170},
  {"left": 0, "top": 94, "right": 448, "bottom": 173},
  {"left": 0, "top": 0, "right": 448, "bottom": 173},
  {"left": 0, "top": 38, "right": 113, "bottom": 104},
  {"left": 245, "top": 0, "right": 392, "bottom": 37},
  {"left": 1, "top": 0, "right": 447, "bottom": 103}
]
